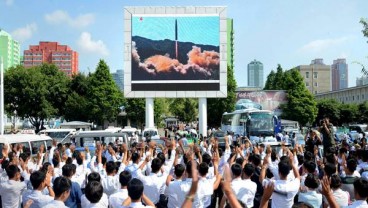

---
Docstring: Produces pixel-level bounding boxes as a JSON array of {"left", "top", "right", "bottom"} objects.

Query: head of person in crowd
[
  {"left": 325, "top": 153, "right": 336, "bottom": 164},
  {"left": 30, "top": 170, "right": 51, "bottom": 191},
  {"left": 330, "top": 174, "right": 342, "bottom": 190},
  {"left": 19, "top": 152, "right": 30, "bottom": 164},
  {"left": 131, "top": 152, "right": 140, "bottom": 164},
  {"left": 353, "top": 178, "right": 368, "bottom": 201},
  {"left": 259, "top": 143, "right": 265, "bottom": 153},
  {"left": 292, "top": 202, "right": 314, "bottom": 208},
  {"left": 6, "top": 164, "right": 21, "bottom": 181},
  {"left": 53, "top": 176, "right": 71, "bottom": 202},
  {"left": 324, "top": 163, "right": 337, "bottom": 177},
  {"left": 271, "top": 150, "right": 277, "bottom": 162},
  {"left": 231, "top": 163, "right": 242, "bottom": 179},
  {"left": 127, "top": 178, "right": 144, "bottom": 202},
  {"left": 1, "top": 159, "right": 10, "bottom": 171},
  {"left": 304, "top": 151, "right": 315, "bottom": 162},
  {"left": 278, "top": 160, "right": 291, "bottom": 180},
  {"left": 174, "top": 164, "right": 185, "bottom": 179},
  {"left": 243, "top": 163, "right": 255, "bottom": 179},
  {"left": 157, "top": 152, "right": 166, "bottom": 164},
  {"left": 235, "top": 157, "right": 244, "bottom": 166},
  {"left": 304, "top": 173, "right": 319, "bottom": 190},
  {"left": 41, "top": 162, "right": 53, "bottom": 175},
  {"left": 62, "top": 164, "right": 76, "bottom": 179},
  {"left": 85, "top": 181, "right": 103, "bottom": 204},
  {"left": 106, "top": 161, "right": 117, "bottom": 176},
  {"left": 303, "top": 160, "right": 316, "bottom": 175},
  {"left": 119, "top": 171, "right": 132, "bottom": 189},
  {"left": 88, "top": 172, "right": 101, "bottom": 183},
  {"left": 345, "top": 159, "right": 358, "bottom": 175},
  {"left": 202, "top": 153, "right": 212, "bottom": 166},
  {"left": 251, "top": 154, "right": 261, "bottom": 167},
  {"left": 151, "top": 158, "right": 163, "bottom": 174}
]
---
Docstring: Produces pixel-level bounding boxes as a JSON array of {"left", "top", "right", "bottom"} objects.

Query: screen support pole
[
  {"left": 198, "top": 98, "right": 207, "bottom": 138},
  {"left": 145, "top": 98, "right": 154, "bottom": 128}
]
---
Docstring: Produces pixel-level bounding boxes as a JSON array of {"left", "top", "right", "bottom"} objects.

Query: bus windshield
[{"left": 248, "top": 112, "right": 274, "bottom": 136}]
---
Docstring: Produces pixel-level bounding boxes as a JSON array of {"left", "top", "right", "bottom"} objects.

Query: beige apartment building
[{"left": 296, "top": 58, "right": 331, "bottom": 94}]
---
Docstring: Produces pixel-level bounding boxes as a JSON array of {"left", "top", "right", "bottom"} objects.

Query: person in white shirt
[
  {"left": 81, "top": 173, "right": 109, "bottom": 208},
  {"left": 101, "top": 161, "right": 120, "bottom": 196},
  {"left": 298, "top": 173, "right": 322, "bottom": 208},
  {"left": 260, "top": 149, "right": 301, "bottom": 208},
  {"left": 136, "top": 157, "right": 168, "bottom": 206},
  {"left": 230, "top": 163, "right": 257, "bottom": 207},
  {"left": 122, "top": 178, "right": 155, "bottom": 208},
  {"left": 22, "top": 170, "right": 55, "bottom": 208},
  {"left": 84, "top": 181, "right": 105, "bottom": 208},
  {"left": 125, "top": 152, "right": 141, "bottom": 178},
  {"left": 0, "top": 164, "right": 27, "bottom": 208},
  {"left": 48, "top": 140, "right": 57, "bottom": 165},
  {"left": 197, "top": 161, "right": 221, "bottom": 208},
  {"left": 109, "top": 171, "right": 131, "bottom": 208},
  {"left": 42, "top": 176, "right": 71, "bottom": 208},
  {"left": 348, "top": 178, "right": 368, "bottom": 208}
]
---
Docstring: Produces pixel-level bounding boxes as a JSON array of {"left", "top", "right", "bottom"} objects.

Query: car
[
  {"left": 210, "top": 131, "right": 227, "bottom": 150},
  {"left": 142, "top": 127, "right": 160, "bottom": 141}
]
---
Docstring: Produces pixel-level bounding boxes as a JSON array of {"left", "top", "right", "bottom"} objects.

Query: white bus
[
  {"left": 38, "top": 129, "right": 76, "bottom": 144},
  {"left": 221, "top": 109, "right": 279, "bottom": 142}
]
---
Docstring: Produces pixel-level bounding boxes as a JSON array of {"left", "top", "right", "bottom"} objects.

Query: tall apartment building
[
  {"left": 247, "top": 59, "right": 263, "bottom": 87},
  {"left": 296, "top": 58, "right": 331, "bottom": 94},
  {"left": 23, "top": 41, "right": 78, "bottom": 76},
  {"left": 227, "top": 18, "right": 234, "bottom": 69},
  {"left": 112, "top": 69, "right": 124, "bottom": 91},
  {"left": 331, "top": 58, "right": 348, "bottom": 90},
  {"left": 0, "top": 29, "right": 20, "bottom": 70},
  {"left": 356, "top": 76, "right": 368, "bottom": 86}
]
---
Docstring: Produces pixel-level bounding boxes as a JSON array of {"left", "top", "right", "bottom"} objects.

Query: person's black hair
[
  {"left": 53, "top": 176, "right": 71, "bottom": 197},
  {"left": 297, "top": 154, "right": 304, "bottom": 166},
  {"left": 106, "top": 161, "right": 117, "bottom": 174},
  {"left": 303, "top": 161, "right": 316, "bottom": 174},
  {"left": 278, "top": 161, "right": 291, "bottom": 177},
  {"left": 85, "top": 181, "right": 103, "bottom": 203},
  {"left": 243, "top": 163, "right": 255, "bottom": 177},
  {"left": 76, "top": 154, "right": 83, "bottom": 165},
  {"left": 62, "top": 164, "right": 75, "bottom": 178},
  {"left": 339, "top": 148, "right": 347, "bottom": 155},
  {"left": 101, "top": 156, "right": 107, "bottom": 165},
  {"left": 353, "top": 178, "right": 368, "bottom": 198},
  {"left": 330, "top": 174, "right": 342, "bottom": 189},
  {"left": 157, "top": 152, "right": 165, "bottom": 164},
  {"left": 259, "top": 143, "right": 265, "bottom": 148},
  {"left": 88, "top": 172, "right": 101, "bottom": 183},
  {"left": 362, "top": 150, "right": 368, "bottom": 161},
  {"left": 324, "top": 163, "right": 337, "bottom": 177},
  {"left": 174, "top": 164, "right": 185, "bottom": 178},
  {"left": 304, "top": 151, "right": 314, "bottom": 162},
  {"left": 346, "top": 159, "right": 357, "bottom": 173},
  {"left": 235, "top": 157, "right": 244, "bottom": 166},
  {"left": 41, "top": 162, "right": 52, "bottom": 173},
  {"left": 198, "top": 162, "right": 209, "bottom": 176},
  {"left": 151, "top": 158, "right": 163, "bottom": 173},
  {"left": 224, "top": 199, "right": 246, "bottom": 208},
  {"left": 292, "top": 202, "right": 313, "bottom": 208},
  {"left": 231, "top": 163, "right": 242, "bottom": 177},
  {"left": 202, "top": 153, "right": 212, "bottom": 165},
  {"left": 132, "top": 153, "right": 140, "bottom": 163},
  {"left": 65, "top": 157, "right": 73, "bottom": 165},
  {"left": 119, "top": 171, "right": 132, "bottom": 187},
  {"left": 72, "top": 150, "right": 80, "bottom": 159},
  {"left": 115, "top": 161, "right": 121, "bottom": 172},
  {"left": 304, "top": 173, "right": 319, "bottom": 189},
  {"left": 52, "top": 157, "right": 60, "bottom": 167},
  {"left": 325, "top": 153, "right": 336, "bottom": 164},
  {"left": 1, "top": 159, "right": 10, "bottom": 170},
  {"left": 5, "top": 164, "right": 20, "bottom": 179},
  {"left": 271, "top": 150, "right": 277, "bottom": 161},
  {"left": 252, "top": 154, "right": 261, "bottom": 167},
  {"left": 30, "top": 170, "right": 46, "bottom": 189},
  {"left": 218, "top": 148, "right": 223, "bottom": 157},
  {"left": 127, "top": 178, "right": 144, "bottom": 200},
  {"left": 19, "top": 152, "right": 30, "bottom": 162}
]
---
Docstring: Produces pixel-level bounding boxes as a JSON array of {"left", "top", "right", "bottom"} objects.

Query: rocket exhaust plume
[{"left": 175, "top": 19, "right": 178, "bottom": 60}]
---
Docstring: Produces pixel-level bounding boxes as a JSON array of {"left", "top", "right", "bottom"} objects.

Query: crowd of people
[{"left": 0, "top": 117, "right": 368, "bottom": 208}]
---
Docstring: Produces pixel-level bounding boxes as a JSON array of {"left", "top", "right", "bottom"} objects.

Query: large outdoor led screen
[{"left": 124, "top": 7, "right": 227, "bottom": 98}]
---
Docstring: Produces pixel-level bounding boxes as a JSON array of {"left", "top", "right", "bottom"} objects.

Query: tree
[
  {"left": 357, "top": 18, "right": 368, "bottom": 76},
  {"left": 358, "top": 101, "right": 368, "bottom": 123},
  {"left": 64, "top": 73, "right": 90, "bottom": 122},
  {"left": 125, "top": 98, "right": 145, "bottom": 128},
  {"left": 273, "top": 64, "right": 285, "bottom": 90},
  {"left": 264, "top": 70, "right": 276, "bottom": 90},
  {"left": 154, "top": 98, "right": 170, "bottom": 127},
  {"left": 316, "top": 99, "right": 340, "bottom": 125},
  {"left": 170, "top": 98, "right": 198, "bottom": 123},
  {"left": 339, "top": 103, "right": 359, "bottom": 125},
  {"left": 4, "top": 64, "right": 70, "bottom": 132},
  {"left": 279, "top": 68, "right": 317, "bottom": 126},
  {"left": 87, "top": 60, "right": 124, "bottom": 127},
  {"left": 207, "top": 65, "right": 237, "bottom": 127}
]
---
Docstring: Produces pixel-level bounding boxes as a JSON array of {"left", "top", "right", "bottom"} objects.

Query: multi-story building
[
  {"left": 227, "top": 18, "right": 234, "bottom": 69},
  {"left": 356, "top": 76, "right": 368, "bottom": 86},
  {"left": 247, "top": 59, "right": 263, "bottom": 87},
  {"left": 112, "top": 69, "right": 124, "bottom": 91},
  {"left": 316, "top": 85, "right": 368, "bottom": 104},
  {"left": 296, "top": 58, "right": 331, "bottom": 94},
  {"left": 23, "top": 41, "right": 78, "bottom": 76},
  {"left": 0, "top": 29, "right": 20, "bottom": 70},
  {"left": 331, "top": 58, "right": 348, "bottom": 90}
]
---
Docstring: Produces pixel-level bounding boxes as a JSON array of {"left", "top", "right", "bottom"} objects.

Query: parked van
[
  {"left": 142, "top": 127, "right": 160, "bottom": 141},
  {"left": 38, "top": 128, "right": 77, "bottom": 144},
  {"left": 0, "top": 134, "right": 52, "bottom": 161},
  {"left": 121, "top": 126, "right": 140, "bottom": 143}
]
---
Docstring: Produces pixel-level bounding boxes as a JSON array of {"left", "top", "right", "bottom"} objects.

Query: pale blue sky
[
  {"left": 1, "top": 0, "right": 367, "bottom": 87},
  {"left": 132, "top": 16, "right": 219, "bottom": 46}
]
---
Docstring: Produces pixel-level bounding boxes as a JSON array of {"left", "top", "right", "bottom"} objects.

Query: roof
[
  {"left": 60, "top": 121, "right": 93, "bottom": 126},
  {"left": 0, "top": 134, "right": 52, "bottom": 144}
]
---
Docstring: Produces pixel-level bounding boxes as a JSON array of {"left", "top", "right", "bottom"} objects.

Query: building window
[
  {"left": 306, "top": 72, "right": 309, "bottom": 78},
  {"left": 313, "top": 72, "right": 318, "bottom": 78},
  {"left": 314, "top": 82, "right": 318, "bottom": 87},
  {"left": 306, "top": 82, "right": 309, "bottom": 87}
]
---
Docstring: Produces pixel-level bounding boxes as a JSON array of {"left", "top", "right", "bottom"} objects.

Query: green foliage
[
  {"left": 87, "top": 60, "right": 124, "bottom": 126},
  {"left": 358, "top": 18, "right": 368, "bottom": 76},
  {"left": 4, "top": 64, "right": 70, "bottom": 132},
  {"left": 339, "top": 103, "right": 359, "bottom": 125},
  {"left": 207, "top": 65, "right": 237, "bottom": 127},
  {"left": 358, "top": 101, "right": 368, "bottom": 123},
  {"left": 263, "top": 70, "right": 275, "bottom": 90},
  {"left": 125, "top": 98, "right": 145, "bottom": 128},
  {"left": 170, "top": 98, "right": 198, "bottom": 123},
  {"left": 316, "top": 99, "right": 341, "bottom": 124},
  {"left": 154, "top": 98, "right": 170, "bottom": 127}
]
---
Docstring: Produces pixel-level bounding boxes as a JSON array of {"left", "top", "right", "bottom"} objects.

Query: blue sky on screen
[
  {"left": 132, "top": 16, "right": 219, "bottom": 46},
  {"left": 1, "top": 0, "right": 368, "bottom": 87}
]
